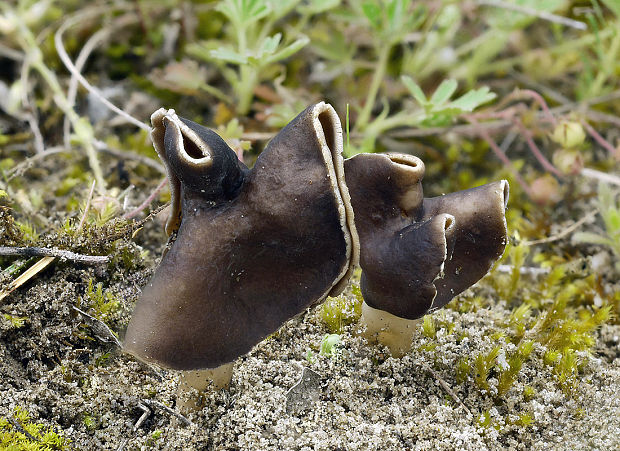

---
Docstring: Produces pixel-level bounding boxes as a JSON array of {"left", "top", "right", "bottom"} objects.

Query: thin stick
[
  {"left": 116, "top": 402, "right": 151, "bottom": 451},
  {"left": 0, "top": 256, "right": 55, "bottom": 302},
  {"left": 19, "top": 60, "right": 45, "bottom": 154},
  {"left": 141, "top": 399, "right": 194, "bottom": 427},
  {"left": 580, "top": 168, "right": 620, "bottom": 187},
  {"left": 477, "top": 0, "right": 587, "bottom": 30},
  {"left": 522, "top": 209, "right": 599, "bottom": 246},
  {"left": 0, "top": 42, "right": 24, "bottom": 61},
  {"left": 495, "top": 264, "right": 550, "bottom": 276},
  {"left": 6, "top": 146, "right": 67, "bottom": 180},
  {"left": 93, "top": 140, "right": 166, "bottom": 174},
  {"left": 63, "top": 26, "right": 112, "bottom": 148},
  {"left": 9, "top": 417, "right": 39, "bottom": 442},
  {"left": 72, "top": 306, "right": 122, "bottom": 348},
  {"left": 64, "top": 13, "right": 138, "bottom": 147},
  {"left": 585, "top": 109, "right": 620, "bottom": 128},
  {"left": 122, "top": 178, "right": 168, "bottom": 219},
  {"left": 55, "top": 15, "right": 151, "bottom": 132},
  {"left": 509, "top": 71, "right": 571, "bottom": 106},
  {"left": 77, "top": 180, "right": 97, "bottom": 232},
  {"left": 0, "top": 246, "right": 109, "bottom": 263},
  {"left": 423, "top": 364, "right": 472, "bottom": 417}
]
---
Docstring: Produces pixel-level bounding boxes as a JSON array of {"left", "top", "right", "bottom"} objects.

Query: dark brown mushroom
[
  {"left": 344, "top": 153, "right": 508, "bottom": 356},
  {"left": 124, "top": 103, "right": 359, "bottom": 396}
]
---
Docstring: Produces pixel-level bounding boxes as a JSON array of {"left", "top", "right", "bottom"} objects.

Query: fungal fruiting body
[
  {"left": 124, "top": 103, "right": 359, "bottom": 377},
  {"left": 344, "top": 153, "right": 509, "bottom": 356}
]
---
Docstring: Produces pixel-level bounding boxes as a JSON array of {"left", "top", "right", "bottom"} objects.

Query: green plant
[
  {"left": 2, "top": 313, "right": 28, "bottom": 329},
  {"left": 187, "top": 0, "right": 311, "bottom": 114},
  {"left": 319, "top": 333, "right": 342, "bottom": 358},
  {"left": 0, "top": 406, "right": 69, "bottom": 450},
  {"left": 352, "top": 0, "right": 427, "bottom": 130},
  {"left": 83, "top": 414, "right": 97, "bottom": 431},
  {"left": 351, "top": 77, "right": 496, "bottom": 154},
  {"left": 455, "top": 357, "right": 470, "bottom": 385},
  {"left": 83, "top": 279, "right": 120, "bottom": 321},
  {"left": 0, "top": 1, "right": 105, "bottom": 190},
  {"left": 145, "top": 430, "right": 163, "bottom": 448},
  {"left": 496, "top": 340, "right": 534, "bottom": 396},
  {"left": 473, "top": 345, "right": 501, "bottom": 392},
  {"left": 16, "top": 221, "right": 39, "bottom": 244},
  {"left": 573, "top": 182, "right": 620, "bottom": 270},
  {"left": 320, "top": 286, "right": 363, "bottom": 333},
  {"left": 421, "top": 315, "right": 436, "bottom": 339}
]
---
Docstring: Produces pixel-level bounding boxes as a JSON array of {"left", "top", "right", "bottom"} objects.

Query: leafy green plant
[
  {"left": 496, "top": 340, "right": 534, "bottom": 396},
  {"left": 401, "top": 77, "right": 496, "bottom": 127},
  {"left": 573, "top": 182, "right": 620, "bottom": 270},
  {"left": 0, "top": 406, "right": 69, "bottom": 450},
  {"left": 351, "top": 78, "right": 496, "bottom": 154},
  {"left": 352, "top": 0, "right": 427, "bottom": 130},
  {"left": 187, "top": 0, "right": 311, "bottom": 114}
]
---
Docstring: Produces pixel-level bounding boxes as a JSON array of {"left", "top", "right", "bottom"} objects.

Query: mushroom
[
  {"left": 344, "top": 153, "right": 508, "bottom": 357},
  {"left": 124, "top": 103, "right": 359, "bottom": 409}
]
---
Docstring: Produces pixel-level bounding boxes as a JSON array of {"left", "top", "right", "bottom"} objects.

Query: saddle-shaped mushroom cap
[
  {"left": 344, "top": 152, "right": 508, "bottom": 321},
  {"left": 124, "top": 102, "right": 359, "bottom": 370}
]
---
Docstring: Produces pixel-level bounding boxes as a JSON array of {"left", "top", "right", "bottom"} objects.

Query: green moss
[
  {"left": 422, "top": 315, "right": 436, "bottom": 339},
  {"left": 320, "top": 284, "right": 363, "bottom": 333},
  {"left": 2, "top": 314, "right": 28, "bottom": 329},
  {"left": 83, "top": 279, "right": 120, "bottom": 322},
  {"left": 0, "top": 407, "right": 69, "bottom": 450},
  {"left": 145, "top": 430, "right": 163, "bottom": 448},
  {"left": 455, "top": 358, "right": 471, "bottom": 385}
]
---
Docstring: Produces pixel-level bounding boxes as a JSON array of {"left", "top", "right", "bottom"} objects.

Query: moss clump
[
  {"left": 320, "top": 284, "right": 363, "bottom": 333},
  {"left": 0, "top": 407, "right": 69, "bottom": 450}
]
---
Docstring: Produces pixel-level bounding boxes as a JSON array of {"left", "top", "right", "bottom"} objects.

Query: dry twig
[
  {"left": 55, "top": 13, "right": 151, "bottom": 132},
  {"left": 140, "top": 399, "right": 194, "bottom": 427},
  {"left": 115, "top": 402, "right": 151, "bottom": 451},
  {"left": 72, "top": 306, "right": 122, "bottom": 348},
  {"left": 423, "top": 364, "right": 472, "bottom": 417},
  {"left": 0, "top": 246, "right": 109, "bottom": 264},
  {"left": 477, "top": 0, "right": 587, "bottom": 30},
  {"left": 522, "top": 209, "right": 600, "bottom": 246}
]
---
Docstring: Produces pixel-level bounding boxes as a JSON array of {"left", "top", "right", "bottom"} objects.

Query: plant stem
[
  {"left": 237, "top": 65, "right": 257, "bottom": 115},
  {"left": 356, "top": 44, "right": 391, "bottom": 130},
  {"left": 16, "top": 22, "right": 106, "bottom": 191},
  {"left": 481, "top": 26, "right": 615, "bottom": 76},
  {"left": 588, "top": 29, "right": 620, "bottom": 98}
]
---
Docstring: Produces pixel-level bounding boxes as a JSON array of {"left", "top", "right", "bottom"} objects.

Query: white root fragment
[
  {"left": 360, "top": 301, "right": 422, "bottom": 358},
  {"left": 176, "top": 363, "right": 234, "bottom": 412}
]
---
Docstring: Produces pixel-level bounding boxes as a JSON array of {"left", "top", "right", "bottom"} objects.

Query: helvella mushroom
[
  {"left": 344, "top": 153, "right": 509, "bottom": 357},
  {"left": 124, "top": 103, "right": 359, "bottom": 409}
]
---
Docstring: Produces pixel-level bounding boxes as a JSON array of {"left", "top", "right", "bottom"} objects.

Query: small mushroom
[
  {"left": 124, "top": 103, "right": 359, "bottom": 409},
  {"left": 344, "top": 153, "right": 508, "bottom": 356}
]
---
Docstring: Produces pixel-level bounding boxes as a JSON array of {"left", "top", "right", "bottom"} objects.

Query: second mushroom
[{"left": 344, "top": 153, "right": 509, "bottom": 357}]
